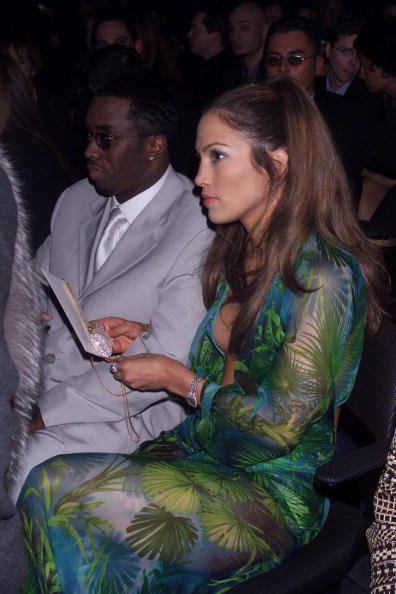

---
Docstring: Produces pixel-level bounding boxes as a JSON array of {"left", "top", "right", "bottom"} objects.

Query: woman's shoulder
[{"left": 299, "top": 233, "right": 362, "bottom": 274}]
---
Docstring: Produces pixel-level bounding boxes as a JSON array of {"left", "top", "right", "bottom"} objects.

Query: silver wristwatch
[{"left": 186, "top": 376, "right": 202, "bottom": 408}]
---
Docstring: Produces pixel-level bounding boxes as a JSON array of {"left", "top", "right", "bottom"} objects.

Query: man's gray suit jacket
[{"left": 15, "top": 167, "right": 212, "bottom": 499}]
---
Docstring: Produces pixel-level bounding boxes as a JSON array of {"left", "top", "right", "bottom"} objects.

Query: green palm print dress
[{"left": 18, "top": 234, "right": 366, "bottom": 594}]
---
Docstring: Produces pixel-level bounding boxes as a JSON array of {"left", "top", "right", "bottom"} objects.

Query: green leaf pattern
[{"left": 19, "top": 234, "right": 366, "bottom": 593}]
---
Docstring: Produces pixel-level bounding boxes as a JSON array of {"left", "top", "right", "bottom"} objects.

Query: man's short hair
[
  {"left": 201, "top": 3, "right": 228, "bottom": 47},
  {"left": 326, "top": 13, "right": 366, "bottom": 44},
  {"left": 355, "top": 16, "right": 396, "bottom": 76},
  {"left": 94, "top": 75, "right": 179, "bottom": 142},
  {"left": 80, "top": 45, "right": 144, "bottom": 92},
  {"left": 91, "top": 9, "right": 137, "bottom": 48},
  {"left": 266, "top": 16, "right": 322, "bottom": 54}
]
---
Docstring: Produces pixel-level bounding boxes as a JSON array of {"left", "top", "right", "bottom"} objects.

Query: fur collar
[{"left": 0, "top": 146, "right": 44, "bottom": 493}]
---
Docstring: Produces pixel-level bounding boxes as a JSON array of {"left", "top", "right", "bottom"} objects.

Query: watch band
[{"left": 186, "top": 376, "right": 203, "bottom": 408}]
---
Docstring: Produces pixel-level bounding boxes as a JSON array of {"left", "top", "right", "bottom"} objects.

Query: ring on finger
[{"left": 110, "top": 362, "right": 119, "bottom": 374}]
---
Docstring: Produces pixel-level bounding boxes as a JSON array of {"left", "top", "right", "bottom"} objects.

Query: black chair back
[{"left": 344, "top": 317, "right": 396, "bottom": 444}]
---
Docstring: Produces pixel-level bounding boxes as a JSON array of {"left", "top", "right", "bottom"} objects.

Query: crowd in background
[{"left": 0, "top": 1, "right": 395, "bottom": 263}]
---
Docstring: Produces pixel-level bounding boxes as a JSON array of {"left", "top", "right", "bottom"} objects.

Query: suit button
[{"left": 45, "top": 353, "right": 56, "bottom": 364}]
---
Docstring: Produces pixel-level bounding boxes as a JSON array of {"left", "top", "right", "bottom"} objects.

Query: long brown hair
[
  {"left": 0, "top": 52, "right": 65, "bottom": 169},
  {"left": 202, "top": 78, "right": 387, "bottom": 354}
]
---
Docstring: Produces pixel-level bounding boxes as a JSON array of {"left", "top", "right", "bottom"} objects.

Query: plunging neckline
[{"left": 208, "top": 283, "right": 238, "bottom": 385}]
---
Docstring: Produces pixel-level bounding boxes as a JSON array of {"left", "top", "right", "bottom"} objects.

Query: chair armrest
[{"left": 315, "top": 438, "right": 392, "bottom": 489}]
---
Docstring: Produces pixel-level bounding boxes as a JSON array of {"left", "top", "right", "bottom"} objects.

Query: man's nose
[
  {"left": 229, "top": 28, "right": 238, "bottom": 43},
  {"left": 85, "top": 136, "right": 100, "bottom": 160},
  {"left": 279, "top": 59, "right": 290, "bottom": 74}
]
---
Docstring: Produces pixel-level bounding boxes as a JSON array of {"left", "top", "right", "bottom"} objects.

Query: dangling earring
[{"left": 149, "top": 156, "right": 154, "bottom": 161}]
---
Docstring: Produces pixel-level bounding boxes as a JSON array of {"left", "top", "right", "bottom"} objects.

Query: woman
[
  {"left": 0, "top": 52, "right": 68, "bottom": 252},
  {"left": 18, "top": 78, "right": 385, "bottom": 593}
]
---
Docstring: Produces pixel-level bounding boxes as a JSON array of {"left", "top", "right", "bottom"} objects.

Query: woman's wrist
[
  {"left": 186, "top": 376, "right": 207, "bottom": 408},
  {"left": 166, "top": 362, "right": 206, "bottom": 407}
]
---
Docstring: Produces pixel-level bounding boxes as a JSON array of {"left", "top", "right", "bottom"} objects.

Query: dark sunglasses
[
  {"left": 87, "top": 130, "right": 142, "bottom": 151},
  {"left": 265, "top": 53, "right": 318, "bottom": 67}
]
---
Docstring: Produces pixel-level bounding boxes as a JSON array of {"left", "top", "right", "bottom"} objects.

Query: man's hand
[{"left": 93, "top": 317, "right": 150, "bottom": 354}]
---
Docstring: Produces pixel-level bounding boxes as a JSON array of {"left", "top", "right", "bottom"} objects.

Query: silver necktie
[{"left": 94, "top": 205, "right": 129, "bottom": 272}]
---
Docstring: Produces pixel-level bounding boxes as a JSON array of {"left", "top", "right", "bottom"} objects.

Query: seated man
[
  {"left": 228, "top": 1, "right": 268, "bottom": 83},
  {"left": 264, "top": 16, "right": 396, "bottom": 196},
  {"left": 186, "top": 3, "right": 239, "bottom": 110},
  {"left": 355, "top": 16, "right": 396, "bottom": 229},
  {"left": 356, "top": 15, "right": 396, "bottom": 125},
  {"left": 323, "top": 13, "right": 366, "bottom": 97},
  {"left": 13, "top": 74, "right": 212, "bottom": 500}
]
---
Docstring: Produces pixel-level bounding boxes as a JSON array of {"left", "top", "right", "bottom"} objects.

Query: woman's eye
[{"left": 211, "top": 150, "right": 224, "bottom": 162}]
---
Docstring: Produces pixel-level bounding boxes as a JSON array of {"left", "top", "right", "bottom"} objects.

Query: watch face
[{"left": 187, "top": 393, "right": 197, "bottom": 408}]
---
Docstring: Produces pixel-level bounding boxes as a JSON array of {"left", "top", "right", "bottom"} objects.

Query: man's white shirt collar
[{"left": 111, "top": 165, "right": 171, "bottom": 225}]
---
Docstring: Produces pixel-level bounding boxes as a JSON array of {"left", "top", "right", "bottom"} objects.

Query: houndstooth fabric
[{"left": 367, "top": 432, "right": 396, "bottom": 593}]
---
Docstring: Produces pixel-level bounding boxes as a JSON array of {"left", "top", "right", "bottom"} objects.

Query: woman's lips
[{"left": 202, "top": 195, "right": 217, "bottom": 207}]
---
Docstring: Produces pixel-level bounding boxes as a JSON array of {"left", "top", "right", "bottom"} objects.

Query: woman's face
[{"left": 195, "top": 111, "right": 276, "bottom": 234}]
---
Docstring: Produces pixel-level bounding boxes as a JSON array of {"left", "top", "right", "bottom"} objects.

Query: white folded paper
[{"left": 42, "top": 269, "right": 112, "bottom": 357}]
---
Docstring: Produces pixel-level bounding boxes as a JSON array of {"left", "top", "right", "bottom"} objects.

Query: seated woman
[{"left": 17, "top": 78, "right": 386, "bottom": 593}]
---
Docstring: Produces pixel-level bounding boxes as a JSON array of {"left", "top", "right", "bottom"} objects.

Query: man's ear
[
  {"left": 314, "top": 53, "right": 325, "bottom": 76},
  {"left": 261, "top": 22, "right": 269, "bottom": 43},
  {"left": 135, "top": 38, "right": 143, "bottom": 54},
  {"left": 271, "top": 149, "right": 288, "bottom": 176},
  {"left": 145, "top": 135, "right": 167, "bottom": 161},
  {"left": 210, "top": 29, "right": 222, "bottom": 48},
  {"left": 325, "top": 41, "right": 331, "bottom": 60}
]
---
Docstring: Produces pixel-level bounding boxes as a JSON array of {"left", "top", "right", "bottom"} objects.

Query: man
[
  {"left": 354, "top": 17, "right": 396, "bottom": 231},
  {"left": 324, "top": 14, "right": 367, "bottom": 97},
  {"left": 186, "top": 4, "right": 239, "bottom": 109},
  {"left": 228, "top": 1, "right": 268, "bottom": 83},
  {"left": 187, "top": 5, "right": 225, "bottom": 62},
  {"left": 356, "top": 16, "right": 396, "bottom": 101},
  {"left": 264, "top": 17, "right": 396, "bottom": 196},
  {"left": 264, "top": 16, "right": 324, "bottom": 97},
  {"left": 92, "top": 10, "right": 142, "bottom": 53},
  {"left": 263, "top": 1, "right": 284, "bottom": 25},
  {"left": 14, "top": 75, "right": 212, "bottom": 499}
]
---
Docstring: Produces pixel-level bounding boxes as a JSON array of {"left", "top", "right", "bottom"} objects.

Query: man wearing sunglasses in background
[
  {"left": 13, "top": 74, "right": 212, "bottom": 499},
  {"left": 264, "top": 17, "right": 396, "bottom": 203},
  {"left": 264, "top": 16, "right": 324, "bottom": 98}
]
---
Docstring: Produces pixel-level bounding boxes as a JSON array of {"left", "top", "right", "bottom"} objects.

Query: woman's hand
[
  {"left": 111, "top": 354, "right": 196, "bottom": 397},
  {"left": 93, "top": 317, "right": 149, "bottom": 354}
]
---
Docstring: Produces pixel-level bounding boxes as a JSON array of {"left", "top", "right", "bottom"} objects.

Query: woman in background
[
  {"left": 18, "top": 78, "right": 386, "bottom": 593},
  {"left": 0, "top": 53, "right": 68, "bottom": 252}
]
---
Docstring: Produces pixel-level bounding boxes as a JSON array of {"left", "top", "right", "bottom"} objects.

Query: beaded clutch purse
[{"left": 87, "top": 322, "right": 113, "bottom": 358}]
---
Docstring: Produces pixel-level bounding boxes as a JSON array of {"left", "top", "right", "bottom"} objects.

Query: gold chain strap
[{"left": 90, "top": 357, "right": 139, "bottom": 440}]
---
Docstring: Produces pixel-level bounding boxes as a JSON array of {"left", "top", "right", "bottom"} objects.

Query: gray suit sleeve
[{"left": 39, "top": 227, "right": 210, "bottom": 426}]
